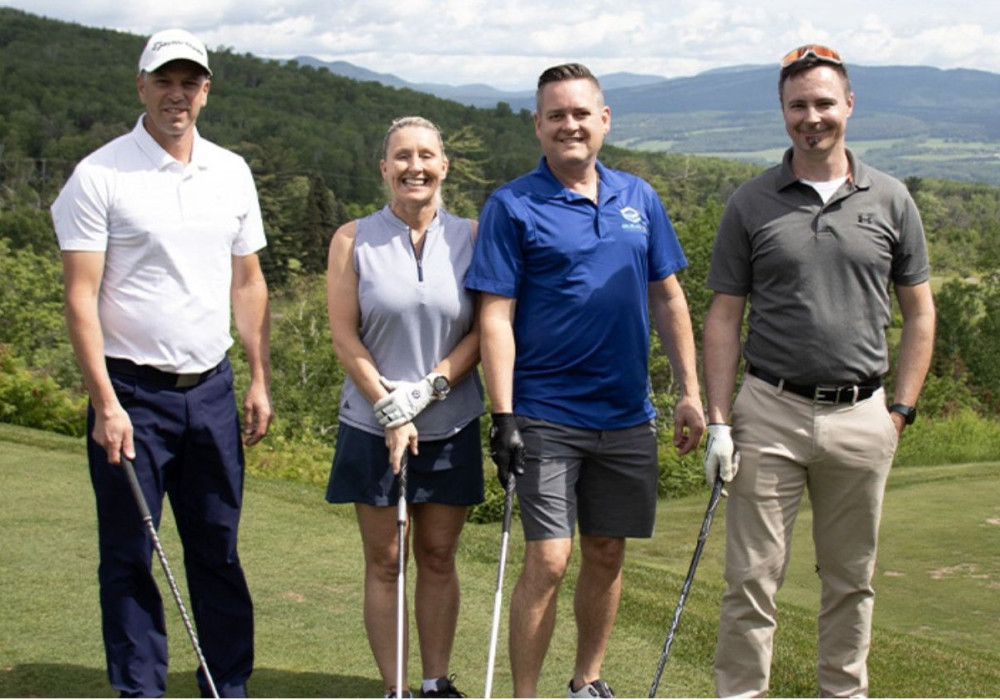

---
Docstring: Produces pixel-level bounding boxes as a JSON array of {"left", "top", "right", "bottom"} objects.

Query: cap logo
[{"left": 151, "top": 39, "right": 206, "bottom": 58}]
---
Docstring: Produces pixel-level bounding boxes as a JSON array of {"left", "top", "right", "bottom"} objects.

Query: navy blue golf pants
[{"left": 88, "top": 360, "right": 253, "bottom": 698}]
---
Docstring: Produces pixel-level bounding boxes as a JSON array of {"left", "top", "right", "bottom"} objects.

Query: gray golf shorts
[{"left": 514, "top": 416, "right": 659, "bottom": 540}]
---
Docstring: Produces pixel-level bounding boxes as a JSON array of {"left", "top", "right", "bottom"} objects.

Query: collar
[
  {"left": 777, "top": 148, "right": 872, "bottom": 192},
  {"left": 131, "top": 113, "right": 208, "bottom": 172},
  {"left": 380, "top": 204, "right": 442, "bottom": 234},
  {"left": 530, "top": 156, "right": 626, "bottom": 205}
]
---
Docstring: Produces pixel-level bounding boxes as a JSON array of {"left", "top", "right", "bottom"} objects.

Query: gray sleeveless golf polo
[{"left": 337, "top": 205, "right": 484, "bottom": 439}]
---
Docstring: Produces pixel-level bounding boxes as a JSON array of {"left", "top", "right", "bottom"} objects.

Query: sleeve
[
  {"left": 50, "top": 162, "right": 111, "bottom": 252},
  {"left": 231, "top": 159, "right": 267, "bottom": 256},
  {"left": 706, "top": 192, "right": 753, "bottom": 296},
  {"left": 645, "top": 184, "right": 688, "bottom": 281},
  {"left": 464, "top": 192, "right": 523, "bottom": 299},
  {"left": 891, "top": 191, "right": 930, "bottom": 286}
]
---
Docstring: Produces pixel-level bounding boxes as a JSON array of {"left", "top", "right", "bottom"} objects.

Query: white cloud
[{"left": 10, "top": 0, "right": 1000, "bottom": 89}]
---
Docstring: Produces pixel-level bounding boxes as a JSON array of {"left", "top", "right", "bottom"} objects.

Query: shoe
[
  {"left": 420, "top": 675, "right": 466, "bottom": 698},
  {"left": 567, "top": 678, "right": 614, "bottom": 698},
  {"left": 385, "top": 689, "right": 413, "bottom": 698}
]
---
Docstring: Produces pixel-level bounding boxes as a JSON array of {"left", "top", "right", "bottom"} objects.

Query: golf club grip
[
  {"left": 121, "top": 457, "right": 153, "bottom": 522},
  {"left": 501, "top": 475, "right": 516, "bottom": 532},
  {"left": 648, "top": 476, "right": 726, "bottom": 697},
  {"left": 397, "top": 453, "right": 408, "bottom": 524}
]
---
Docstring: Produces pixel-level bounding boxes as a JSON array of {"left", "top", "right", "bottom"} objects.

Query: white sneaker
[{"left": 567, "top": 679, "right": 614, "bottom": 698}]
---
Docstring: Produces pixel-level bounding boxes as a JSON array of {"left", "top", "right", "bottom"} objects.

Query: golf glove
[
  {"left": 489, "top": 413, "right": 525, "bottom": 487},
  {"left": 373, "top": 374, "right": 442, "bottom": 428},
  {"left": 703, "top": 423, "right": 740, "bottom": 485}
]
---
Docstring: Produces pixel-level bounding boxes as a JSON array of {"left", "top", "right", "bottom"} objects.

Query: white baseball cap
[{"left": 138, "top": 29, "right": 212, "bottom": 76}]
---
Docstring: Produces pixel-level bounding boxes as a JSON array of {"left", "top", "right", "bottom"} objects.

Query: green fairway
[{"left": 1, "top": 424, "right": 998, "bottom": 697}]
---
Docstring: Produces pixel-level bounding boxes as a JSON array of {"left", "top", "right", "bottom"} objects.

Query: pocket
[{"left": 109, "top": 375, "right": 137, "bottom": 404}]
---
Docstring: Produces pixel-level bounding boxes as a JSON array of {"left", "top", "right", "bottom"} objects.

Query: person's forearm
[
  {"left": 702, "top": 297, "right": 745, "bottom": 425},
  {"left": 431, "top": 318, "right": 481, "bottom": 386},
  {"left": 893, "top": 297, "right": 935, "bottom": 406},
  {"left": 233, "top": 276, "right": 272, "bottom": 388},
  {"left": 654, "top": 291, "right": 701, "bottom": 400},
  {"left": 479, "top": 297, "right": 516, "bottom": 413}
]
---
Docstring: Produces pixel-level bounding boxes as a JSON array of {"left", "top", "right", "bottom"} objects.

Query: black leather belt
[
  {"left": 106, "top": 358, "right": 226, "bottom": 389},
  {"left": 747, "top": 364, "right": 881, "bottom": 405}
]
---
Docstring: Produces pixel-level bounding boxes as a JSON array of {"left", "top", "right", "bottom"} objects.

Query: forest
[{"left": 3, "top": 8, "right": 1000, "bottom": 509}]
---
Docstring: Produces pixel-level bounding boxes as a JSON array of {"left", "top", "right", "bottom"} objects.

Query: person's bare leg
[
  {"left": 570, "top": 535, "right": 625, "bottom": 691},
  {"left": 509, "top": 538, "right": 574, "bottom": 697},
  {"left": 411, "top": 502, "right": 468, "bottom": 681},
  {"left": 356, "top": 504, "right": 409, "bottom": 694}
]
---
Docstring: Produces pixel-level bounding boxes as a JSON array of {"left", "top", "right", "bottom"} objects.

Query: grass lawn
[{"left": 1, "top": 424, "right": 998, "bottom": 697}]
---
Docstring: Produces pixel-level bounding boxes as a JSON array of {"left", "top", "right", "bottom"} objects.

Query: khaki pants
[{"left": 714, "top": 374, "right": 898, "bottom": 698}]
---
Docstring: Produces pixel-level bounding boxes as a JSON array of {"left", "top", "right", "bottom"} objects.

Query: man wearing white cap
[{"left": 52, "top": 28, "right": 272, "bottom": 697}]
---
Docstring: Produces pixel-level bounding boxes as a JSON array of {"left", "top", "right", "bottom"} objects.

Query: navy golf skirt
[{"left": 325, "top": 418, "right": 484, "bottom": 507}]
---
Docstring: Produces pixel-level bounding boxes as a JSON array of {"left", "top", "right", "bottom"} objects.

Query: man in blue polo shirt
[{"left": 466, "top": 63, "right": 704, "bottom": 698}]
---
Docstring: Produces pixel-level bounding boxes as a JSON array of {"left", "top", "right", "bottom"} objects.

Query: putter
[
  {"left": 121, "top": 456, "right": 220, "bottom": 699},
  {"left": 484, "top": 474, "right": 516, "bottom": 699},
  {"left": 648, "top": 475, "right": 725, "bottom": 698},
  {"left": 395, "top": 452, "right": 409, "bottom": 700}
]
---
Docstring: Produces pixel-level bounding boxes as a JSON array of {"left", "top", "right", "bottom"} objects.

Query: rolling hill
[{"left": 301, "top": 57, "right": 1000, "bottom": 185}]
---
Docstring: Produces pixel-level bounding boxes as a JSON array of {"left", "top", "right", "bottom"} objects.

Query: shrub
[
  {"left": 894, "top": 408, "right": 1000, "bottom": 467},
  {"left": 0, "top": 346, "right": 87, "bottom": 437}
]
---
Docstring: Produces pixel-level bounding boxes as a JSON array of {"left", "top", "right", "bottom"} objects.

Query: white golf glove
[
  {"left": 373, "top": 375, "right": 441, "bottom": 428},
  {"left": 703, "top": 423, "right": 740, "bottom": 486}
]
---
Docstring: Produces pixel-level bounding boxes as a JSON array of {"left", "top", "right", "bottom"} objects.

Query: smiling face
[
  {"left": 534, "top": 78, "right": 610, "bottom": 175},
  {"left": 136, "top": 60, "right": 210, "bottom": 152},
  {"left": 380, "top": 125, "right": 448, "bottom": 209},
  {"left": 781, "top": 64, "right": 853, "bottom": 163}
]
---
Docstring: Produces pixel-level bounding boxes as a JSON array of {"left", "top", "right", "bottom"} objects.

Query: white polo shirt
[{"left": 52, "top": 115, "right": 267, "bottom": 373}]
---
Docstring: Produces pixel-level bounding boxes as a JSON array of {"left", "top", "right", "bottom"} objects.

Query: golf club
[
  {"left": 395, "top": 452, "right": 409, "bottom": 700},
  {"left": 121, "top": 456, "right": 220, "bottom": 699},
  {"left": 484, "top": 474, "right": 516, "bottom": 699},
  {"left": 648, "top": 475, "right": 725, "bottom": 698}
]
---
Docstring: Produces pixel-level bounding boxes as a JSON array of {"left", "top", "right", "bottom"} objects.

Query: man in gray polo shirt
[{"left": 702, "top": 44, "right": 935, "bottom": 697}]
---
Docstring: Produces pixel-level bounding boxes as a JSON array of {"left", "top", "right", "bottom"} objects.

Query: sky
[{"left": 8, "top": 0, "right": 1000, "bottom": 90}]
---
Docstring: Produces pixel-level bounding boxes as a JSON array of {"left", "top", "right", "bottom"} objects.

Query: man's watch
[
  {"left": 889, "top": 404, "right": 917, "bottom": 425},
  {"left": 430, "top": 373, "right": 451, "bottom": 400}
]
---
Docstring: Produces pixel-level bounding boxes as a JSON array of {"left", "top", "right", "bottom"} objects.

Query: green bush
[
  {"left": 244, "top": 416, "right": 333, "bottom": 485},
  {"left": 0, "top": 346, "right": 87, "bottom": 437},
  {"left": 894, "top": 408, "right": 1000, "bottom": 467}
]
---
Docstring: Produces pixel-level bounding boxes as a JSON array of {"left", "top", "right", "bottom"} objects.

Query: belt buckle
[
  {"left": 814, "top": 384, "right": 858, "bottom": 405},
  {"left": 174, "top": 373, "right": 201, "bottom": 389}
]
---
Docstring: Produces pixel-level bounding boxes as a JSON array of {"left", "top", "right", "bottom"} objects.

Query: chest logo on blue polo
[
  {"left": 620, "top": 207, "right": 641, "bottom": 223},
  {"left": 619, "top": 206, "right": 648, "bottom": 233}
]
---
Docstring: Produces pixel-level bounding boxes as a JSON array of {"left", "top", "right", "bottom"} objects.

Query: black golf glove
[{"left": 489, "top": 412, "right": 525, "bottom": 488}]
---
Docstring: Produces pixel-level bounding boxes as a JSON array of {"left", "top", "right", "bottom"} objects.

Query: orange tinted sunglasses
[{"left": 780, "top": 44, "right": 843, "bottom": 68}]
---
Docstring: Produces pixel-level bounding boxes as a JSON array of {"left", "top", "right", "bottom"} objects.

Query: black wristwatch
[
  {"left": 889, "top": 404, "right": 917, "bottom": 425},
  {"left": 430, "top": 373, "right": 451, "bottom": 399}
]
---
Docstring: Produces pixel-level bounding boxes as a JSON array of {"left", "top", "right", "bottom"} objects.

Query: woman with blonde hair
[{"left": 325, "top": 116, "right": 483, "bottom": 698}]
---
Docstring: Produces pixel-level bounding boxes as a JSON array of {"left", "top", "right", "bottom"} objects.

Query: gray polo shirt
[
  {"left": 707, "top": 149, "right": 929, "bottom": 384},
  {"left": 338, "top": 205, "right": 484, "bottom": 440}
]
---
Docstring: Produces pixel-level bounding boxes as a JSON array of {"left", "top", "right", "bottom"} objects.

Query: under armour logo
[{"left": 858, "top": 213, "right": 875, "bottom": 225}]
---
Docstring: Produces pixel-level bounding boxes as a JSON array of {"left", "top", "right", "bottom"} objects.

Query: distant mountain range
[{"left": 293, "top": 56, "right": 1000, "bottom": 185}]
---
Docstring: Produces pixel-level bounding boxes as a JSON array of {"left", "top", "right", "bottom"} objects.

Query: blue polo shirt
[{"left": 466, "top": 157, "right": 688, "bottom": 429}]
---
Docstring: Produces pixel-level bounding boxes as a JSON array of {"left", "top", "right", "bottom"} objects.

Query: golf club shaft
[
  {"left": 648, "top": 476, "right": 725, "bottom": 698},
  {"left": 121, "top": 457, "right": 220, "bottom": 699},
  {"left": 396, "top": 453, "right": 408, "bottom": 700},
  {"left": 484, "top": 475, "right": 516, "bottom": 699}
]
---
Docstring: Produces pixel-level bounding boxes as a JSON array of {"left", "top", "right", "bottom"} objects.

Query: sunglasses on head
[{"left": 780, "top": 44, "right": 843, "bottom": 69}]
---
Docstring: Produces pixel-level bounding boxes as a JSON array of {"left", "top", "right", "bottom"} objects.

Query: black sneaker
[
  {"left": 567, "top": 678, "right": 614, "bottom": 698},
  {"left": 420, "top": 675, "right": 466, "bottom": 698},
  {"left": 384, "top": 689, "right": 412, "bottom": 698}
]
